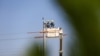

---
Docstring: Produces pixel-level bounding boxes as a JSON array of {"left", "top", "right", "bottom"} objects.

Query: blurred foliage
[
  {"left": 25, "top": 42, "right": 49, "bottom": 56},
  {"left": 57, "top": 0, "right": 100, "bottom": 56},
  {"left": 25, "top": 0, "right": 100, "bottom": 56}
]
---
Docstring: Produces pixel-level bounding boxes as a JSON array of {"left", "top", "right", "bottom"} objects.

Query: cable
[
  {"left": 0, "top": 31, "right": 42, "bottom": 35},
  {"left": 0, "top": 37, "right": 34, "bottom": 41},
  {"left": 0, "top": 33, "right": 27, "bottom": 35}
]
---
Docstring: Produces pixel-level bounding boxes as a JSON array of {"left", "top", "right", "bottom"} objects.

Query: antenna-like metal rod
[{"left": 42, "top": 17, "right": 46, "bottom": 56}]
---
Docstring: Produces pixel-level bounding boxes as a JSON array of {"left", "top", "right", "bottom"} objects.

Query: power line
[
  {"left": 0, "top": 33, "right": 27, "bottom": 35},
  {"left": 0, "top": 37, "right": 34, "bottom": 41}
]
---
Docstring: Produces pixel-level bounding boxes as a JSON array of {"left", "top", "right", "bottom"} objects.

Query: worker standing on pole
[
  {"left": 44, "top": 21, "right": 47, "bottom": 28},
  {"left": 46, "top": 20, "right": 50, "bottom": 28},
  {"left": 50, "top": 20, "right": 55, "bottom": 28}
]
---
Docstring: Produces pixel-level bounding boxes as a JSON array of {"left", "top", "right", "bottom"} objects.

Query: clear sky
[{"left": 0, "top": 0, "right": 73, "bottom": 56}]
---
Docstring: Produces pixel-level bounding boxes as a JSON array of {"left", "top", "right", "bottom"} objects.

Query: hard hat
[{"left": 51, "top": 20, "right": 54, "bottom": 22}]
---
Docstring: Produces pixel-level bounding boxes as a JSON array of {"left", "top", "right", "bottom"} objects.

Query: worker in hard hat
[
  {"left": 50, "top": 20, "right": 55, "bottom": 28},
  {"left": 46, "top": 20, "right": 50, "bottom": 28},
  {"left": 44, "top": 21, "right": 47, "bottom": 28}
]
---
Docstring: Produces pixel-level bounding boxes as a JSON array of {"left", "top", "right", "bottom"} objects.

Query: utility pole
[
  {"left": 28, "top": 18, "right": 67, "bottom": 56},
  {"left": 59, "top": 33, "right": 63, "bottom": 56}
]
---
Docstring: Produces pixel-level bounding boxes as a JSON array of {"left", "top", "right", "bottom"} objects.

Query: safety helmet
[{"left": 51, "top": 20, "right": 54, "bottom": 22}]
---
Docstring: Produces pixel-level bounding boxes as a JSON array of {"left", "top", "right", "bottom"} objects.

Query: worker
[
  {"left": 46, "top": 20, "right": 50, "bottom": 28},
  {"left": 44, "top": 21, "right": 47, "bottom": 28},
  {"left": 50, "top": 20, "right": 55, "bottom": 28}
]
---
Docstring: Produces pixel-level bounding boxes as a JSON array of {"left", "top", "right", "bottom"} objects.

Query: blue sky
[{"left": 0, "top": 0, "right": 73, "bottom": 56}]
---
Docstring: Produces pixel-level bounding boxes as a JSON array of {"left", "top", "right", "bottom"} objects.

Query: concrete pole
[
  {"left": 59, "top": 34, "right": 63, "bottom": 56},
  {"left": 59, "top": 28, "right": 63, "bottom": 56}
]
